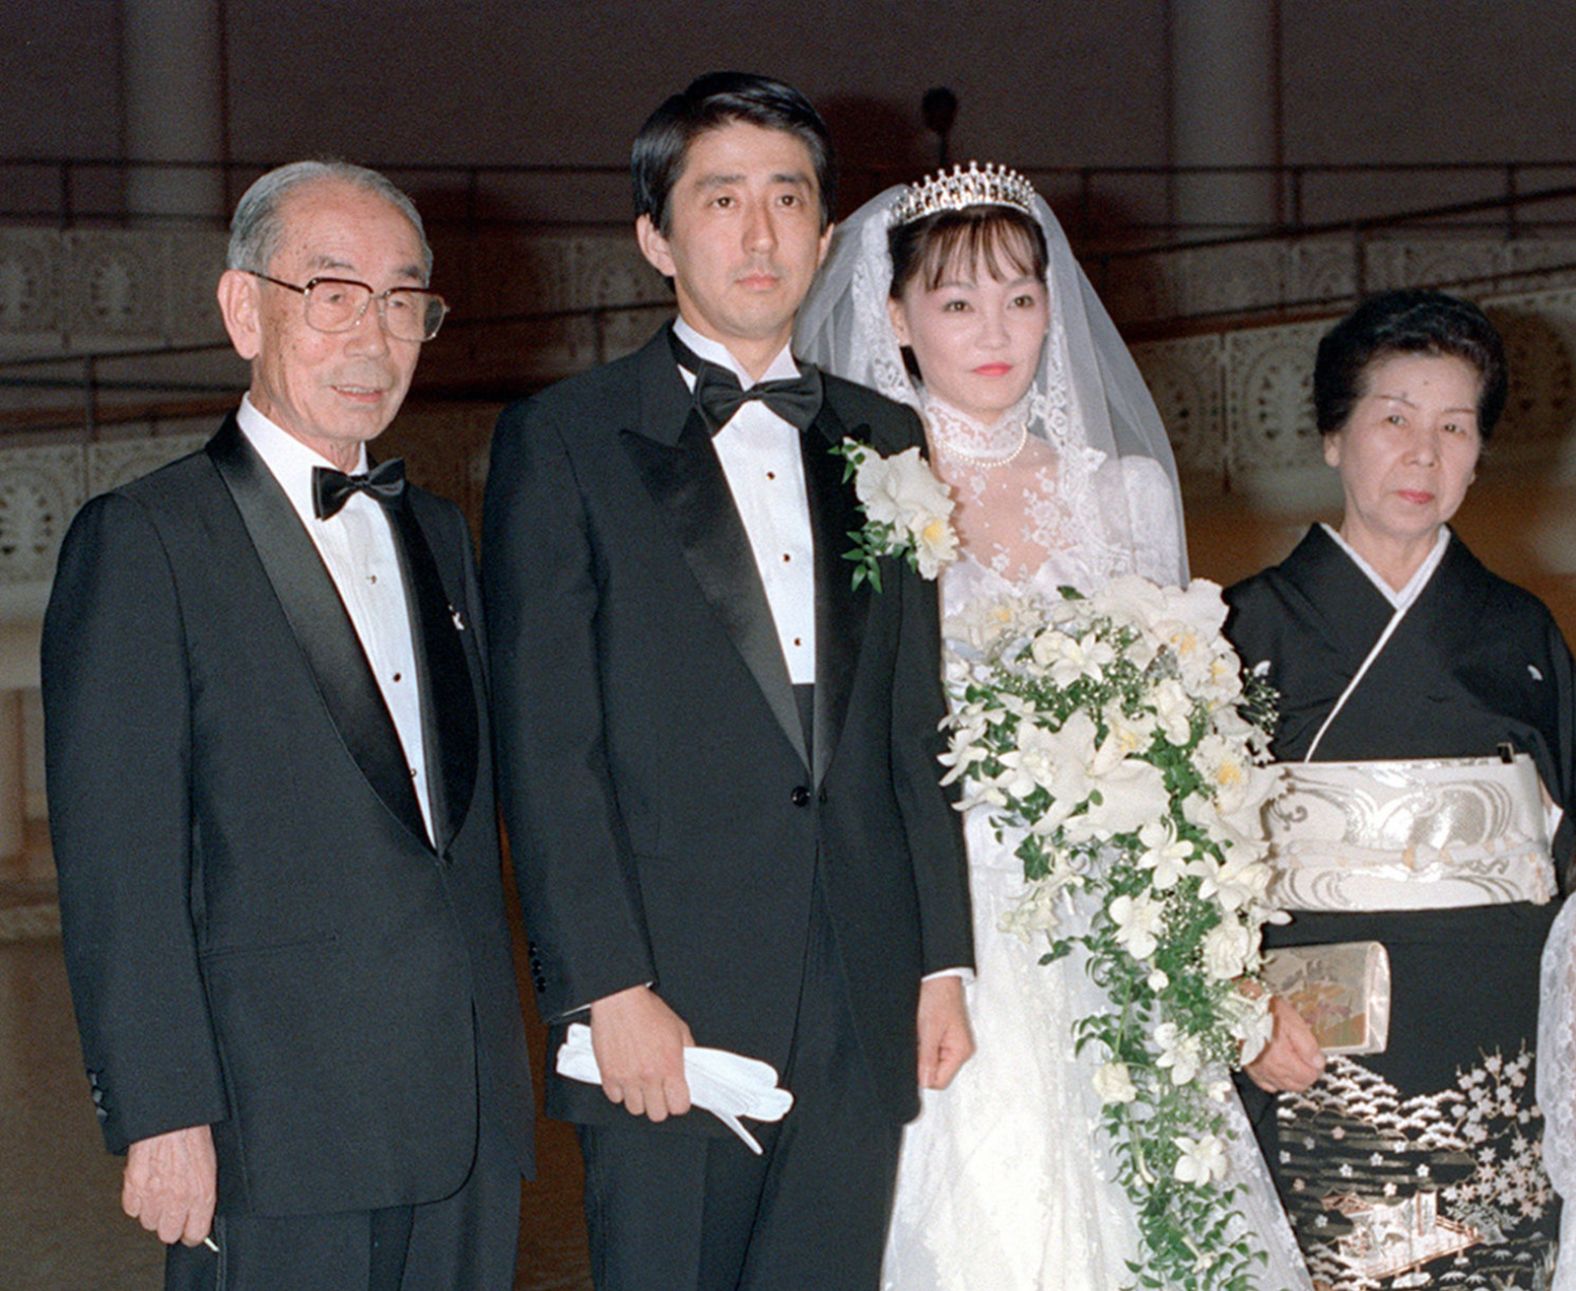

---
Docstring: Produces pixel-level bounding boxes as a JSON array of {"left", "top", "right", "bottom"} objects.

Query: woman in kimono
[{"left": 1226, "top": 290, "right": 1572, "bottom": 1290}]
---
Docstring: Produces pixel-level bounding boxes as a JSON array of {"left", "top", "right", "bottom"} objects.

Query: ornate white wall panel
[
  {"left": 86, "top": 433, "right": 210, "bottom": 494},
  {"left": 0, "top": 228, "right": 61, "bottom": 340},
  {"left": 3, "top": 235, "right": 1575, "bottom": 612},
  {"left": 0, "top": 445, "right": 85, "bottom": 588},
  {"left": 1130, "top": 334, "right": 1225, "bottom": 481}
]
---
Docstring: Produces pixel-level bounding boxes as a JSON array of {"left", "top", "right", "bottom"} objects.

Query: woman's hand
[{"left": 1245, "top": 995, "right": 1325, "bottom": 1093}]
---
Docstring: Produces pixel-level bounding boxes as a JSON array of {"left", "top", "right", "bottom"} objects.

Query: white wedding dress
[
  {"left": 793, "top": 179, "right": 1311, "bottom": 1291},
  {"left": 879, "top": 394, "right": 1313, "bottom": 1291}
]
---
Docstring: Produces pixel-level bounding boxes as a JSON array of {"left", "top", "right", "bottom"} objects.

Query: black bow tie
[
  {"left": 311, "top": 458, "right": 407, "bottom": 520},
  {"left": 670, "top": 330, "right": 823, "bottom": 435}
]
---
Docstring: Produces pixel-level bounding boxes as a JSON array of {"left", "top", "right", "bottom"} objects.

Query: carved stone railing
[
  {"left": 4, "top": 216, "right": 1576, "bottom": 617},
  {"left": 6, "top": 222, "right": 1575, "bottom": 361}
]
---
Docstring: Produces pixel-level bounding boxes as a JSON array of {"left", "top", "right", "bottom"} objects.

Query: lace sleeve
[
  {"left": 1094, "top": 456, "right": 1186, "bottom": 587},
  {"left": 1538, "top": 897, "right": 1576, "bottom": 1288}
]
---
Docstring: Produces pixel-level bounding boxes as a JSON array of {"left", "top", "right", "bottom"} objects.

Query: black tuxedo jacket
[
  {"left": 42, "top": 416, "right": 534, "bottom": 1217},
  {"left": 484, "top": 325, "right": 973, "bottom": 1129}
]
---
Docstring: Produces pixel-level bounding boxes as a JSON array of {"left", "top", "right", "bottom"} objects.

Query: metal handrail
[
  {"left": 6, "top": 155, "right": 1575, "bottom": 239},
  {"left": 1086, "top": 184, "right": 1576, "bottom": 299}
]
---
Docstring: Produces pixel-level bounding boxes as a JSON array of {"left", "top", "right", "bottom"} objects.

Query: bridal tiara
[{"left": 888, "top": 161, "right": 1038, "bottom": 228}]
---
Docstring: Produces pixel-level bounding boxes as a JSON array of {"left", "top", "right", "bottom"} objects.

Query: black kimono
[{"left": 1226, "top": 525, "right": 1573, "bottom": 1290}]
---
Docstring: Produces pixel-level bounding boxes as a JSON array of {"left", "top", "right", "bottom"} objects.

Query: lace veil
[{"left": 796, "top": 183, "right": 1187, "bottom": 587}]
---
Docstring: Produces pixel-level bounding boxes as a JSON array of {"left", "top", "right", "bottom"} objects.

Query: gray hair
[{"left": 226, "top": 160, "right": 433, "bottom": 279}]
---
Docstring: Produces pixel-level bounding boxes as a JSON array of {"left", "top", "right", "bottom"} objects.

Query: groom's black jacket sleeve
[{"left": 483, "top": 327, "right": 972, "bottom": 1127}]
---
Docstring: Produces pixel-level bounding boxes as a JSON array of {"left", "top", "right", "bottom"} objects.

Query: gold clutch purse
[{"left": 1261, "top": 941, "right": 1392, "bottom": 1055}]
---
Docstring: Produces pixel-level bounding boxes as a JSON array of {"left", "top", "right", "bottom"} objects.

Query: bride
[{"left": 797, "top": 164, "right": 1312, "bottom": 1290}]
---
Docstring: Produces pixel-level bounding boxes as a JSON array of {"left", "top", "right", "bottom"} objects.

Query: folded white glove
[{"left": 556, "top": 1022, "right": 794, "bottom": 1154}]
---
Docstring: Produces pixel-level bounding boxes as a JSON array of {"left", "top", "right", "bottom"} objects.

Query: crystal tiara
[{"left": 888, "top": 161, "right": 1038, "bottom": 228}]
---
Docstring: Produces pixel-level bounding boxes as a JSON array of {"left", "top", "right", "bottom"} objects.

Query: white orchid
[
  {"left": 1032, "top": 629, "right": 1117, "bottom": 688},
  {"left": 1137, "top": 819, "right": 1194, "bottom": 891},
  {"left": 1109, "top": 891, "right": 1166, "bottom": 961},
  {"left": 996, "top": 711, "right": 1098, "bottom": 817},
  {"left": 1071, "top": 761, "right": 1171, "bottom": 841},
  {"left": 1223, "top": 991, "right": 1275, "bottom": 1064},
  {"left": 852, "top": 443, "right": 950, "bottom": 529},
  {"left": 1192, "top": 840, "right": 1275, "bottom": 915},
  {"left": 999, "top": 876, "right": 1069, "bottom": 939},
  {"left": 1173, "top": 1133, "right": 1229, "bottom": 1185},
  {"left": 1155, "top": 1022, "right": 1204, "bottom": 1086},
  {"left": 1090, "top": 574, "right": 1172, "bottom": 634},
  {"left": 1148, "top": 677, "right": 1196, "bottom": 747}
]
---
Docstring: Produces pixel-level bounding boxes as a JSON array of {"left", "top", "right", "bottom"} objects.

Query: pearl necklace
[{"left": 923, "top": 390, "right": 1032, "bottom": 469}]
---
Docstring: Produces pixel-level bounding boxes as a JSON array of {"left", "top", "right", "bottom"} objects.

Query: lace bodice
[{"left": 927, "top": 385, "right": 1184, "bottom": 608}]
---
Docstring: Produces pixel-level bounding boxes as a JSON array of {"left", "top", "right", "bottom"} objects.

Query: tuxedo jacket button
[{"left": 790, "top": 786, "right": 811, "bottom": 807}]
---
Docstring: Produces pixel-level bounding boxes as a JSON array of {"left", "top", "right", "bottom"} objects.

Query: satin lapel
[
  {"left": 386, "top": 496, "right": 479, "bottom": 852},
  {"left": 621, "top": 333, "right": 808, "bottom": 769},
  {"left": 804, "top": 402, "right": 870, "bottom": 787},
  {"left": 206, "top": 419, "right": 429, "bottom": 843}
]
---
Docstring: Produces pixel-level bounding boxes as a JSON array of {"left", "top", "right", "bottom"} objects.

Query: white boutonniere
[{"left": 833, "top": 437, "right": 958, "bottom": 591}]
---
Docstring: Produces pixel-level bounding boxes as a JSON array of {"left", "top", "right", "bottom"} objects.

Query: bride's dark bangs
[{"left": 889, "top": 207, "right": 1048, "bottom": 296}]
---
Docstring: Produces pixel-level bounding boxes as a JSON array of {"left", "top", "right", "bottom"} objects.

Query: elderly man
[
  {"left": 42, "top": 161, "right": 534, "bottom": 1290},
  {"left": 484, "top": 73, "right": 974, "bottom": 1291}
]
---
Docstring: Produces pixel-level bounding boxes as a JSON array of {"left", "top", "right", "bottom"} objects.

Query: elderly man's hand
[
  {"left": 123, "top": 1124, "right": 217, "bottom": 1246},
  {"left": 1245, "top": 995, "right": 1325, "bottom": 1094}
]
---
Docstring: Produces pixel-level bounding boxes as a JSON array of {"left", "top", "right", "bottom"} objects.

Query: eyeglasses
[{"left": 245, "top": 271, "right": 449, "bottom": 342}]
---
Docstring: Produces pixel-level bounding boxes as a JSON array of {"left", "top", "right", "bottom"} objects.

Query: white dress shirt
[
  {"left": 237, "top": 395, "right": 434, "bottom": 842},
  {"left": 672, "top": 323, "right": 968, "bottom": 986},
  {"left": 673, "top": 318, "right": 817, "bottom": 684}
]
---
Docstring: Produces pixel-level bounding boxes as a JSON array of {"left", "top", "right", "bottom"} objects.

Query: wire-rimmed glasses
[{"left": 246, "top": 271, "right": 449, "bottom": 342}]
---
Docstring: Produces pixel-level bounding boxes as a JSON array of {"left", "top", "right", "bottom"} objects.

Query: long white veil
[{"left": 795, "top": 183, "right": 1187, "bottom": 586}]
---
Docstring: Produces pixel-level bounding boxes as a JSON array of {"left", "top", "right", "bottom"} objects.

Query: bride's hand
[
  {"left": 1244, "top": 995, "right": 1325, "bottom": 1093},
  {"left": 916, "top": 976, "right": 975, "bottom": 1090}
]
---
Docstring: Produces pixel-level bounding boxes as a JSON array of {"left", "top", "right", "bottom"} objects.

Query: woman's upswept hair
[{"left": 1314, "top": 289, "right": 1508, "bottom": 440}]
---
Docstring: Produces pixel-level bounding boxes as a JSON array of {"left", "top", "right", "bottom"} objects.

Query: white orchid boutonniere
[{"left": 834, "top": 436, "right": 958, "bottom": 591}]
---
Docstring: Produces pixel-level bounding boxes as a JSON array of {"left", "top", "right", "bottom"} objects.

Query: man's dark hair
[
  {"left": 632, "top": 71, "right": 836, "bottom": 234},
  {"left": 1314, "top": 289, "right": 1509, "bottom": 440}
]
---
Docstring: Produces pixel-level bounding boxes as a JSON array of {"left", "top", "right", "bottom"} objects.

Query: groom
[{"left": 484, "top": 72, "right": 974, "bottom": 1289}]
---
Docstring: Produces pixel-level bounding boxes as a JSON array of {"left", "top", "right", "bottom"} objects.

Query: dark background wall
[{"left": 8, "top": 1, "right": 1575, "bottom": 208}]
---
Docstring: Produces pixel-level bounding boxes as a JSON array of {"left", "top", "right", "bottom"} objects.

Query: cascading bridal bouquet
[{"left": 940, "top": 576, "right": 1286, "bottom": 1291}]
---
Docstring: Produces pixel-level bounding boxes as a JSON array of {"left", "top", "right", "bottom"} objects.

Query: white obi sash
[{"left": 1265, "top": 753, "right": 1559, "bottom": 913}]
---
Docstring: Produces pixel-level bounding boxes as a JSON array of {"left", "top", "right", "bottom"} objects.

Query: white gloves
[{"left": 556, "top": 1023, "right": 795, "bottom": 1154}]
